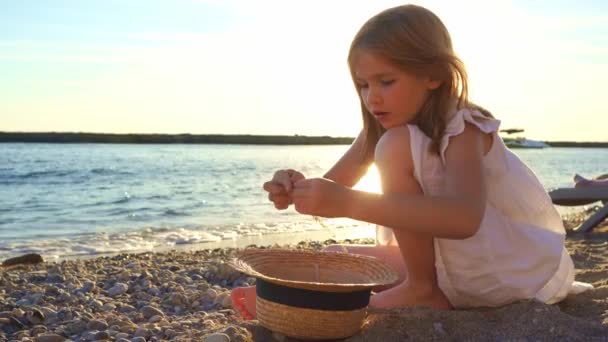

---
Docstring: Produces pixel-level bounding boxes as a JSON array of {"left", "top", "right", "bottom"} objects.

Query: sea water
[{"left": 1, "top": 143, "right": 606, "bottom": 260}]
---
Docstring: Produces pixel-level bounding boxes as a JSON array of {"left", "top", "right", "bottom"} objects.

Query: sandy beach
[{"left": 1, "top": 207, "right": 608, "bottom": 341}]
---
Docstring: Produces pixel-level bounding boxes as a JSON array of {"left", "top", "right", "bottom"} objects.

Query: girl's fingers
[
  {"left": 272, "top": 196, "right": 290, "bottom": 209},
  {"left": 269, "top": 193, "right": 291, "bottom": 204},
  {"left": 264, "top": 170, "right": 306, "bottom": 210},
  {"left": 289, "top": 170, "right": 305, "bottom": 183},
  {"left": 274, "top": 201, "right": 289, "bottom": 210},
  {"left": 277, "top": 174, "right": 293, "bottom": 192},
  {"left": 263, "top": 181, "right": 287, "bottom": 195}
]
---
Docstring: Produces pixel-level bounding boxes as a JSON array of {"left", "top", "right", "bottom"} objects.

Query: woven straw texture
[
  {"left": 229, "top": 248, "right": 399, "bottom": 292},
  {"left": 257, "top": 296, "right": 366, "bottom": 340}
]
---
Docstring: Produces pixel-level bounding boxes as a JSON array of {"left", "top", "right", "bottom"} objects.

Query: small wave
[
  {"left": 0, "top": 220, "right": 376, "bottom": 261},
  {"left": 140, "top": 227, "right": 171, "bottom": 234},
  {"left": 106, "top": 208, "right": 134, "bottom": 216},
  {"left": 163, "top": 209, "right": 189, "bottom": 217},
  {"left": 90, "top": 168, "right": 134, "bottom": 176},
  {"left": 0, "top": 218, "right": 16, "bottom": 225},
  {"left": 107, "top": 192, "right": 133, "bottom": 205},
  {"left": 111, "top": 197, "right": 131, "bottom": 205},
  {"left": 17, "top": 170, "right": 76, "bottom": 179},
  {"left": 147, "top": 195, "right": 171, "bottom": 200}
]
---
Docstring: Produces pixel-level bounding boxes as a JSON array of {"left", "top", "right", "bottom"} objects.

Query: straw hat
[{"left": 229, "top": 248, "right": 399, "bottom": 340}]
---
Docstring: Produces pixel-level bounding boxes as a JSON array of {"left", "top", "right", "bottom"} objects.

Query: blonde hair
[{"left": 348, "top": 4, "right": 491, "bottom": 161}]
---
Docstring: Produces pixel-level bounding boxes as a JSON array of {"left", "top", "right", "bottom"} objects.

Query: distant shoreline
[
  {"left": 0, "top": 132, "right": 607, "bottom": 147},
  {"left": 0, "top": 132, "right": 354, "bottom": 145}
]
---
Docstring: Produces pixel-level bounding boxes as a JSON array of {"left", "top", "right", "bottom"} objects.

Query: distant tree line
[
  {"left": 1, "top": 132, "right": 606, "bottom": 147},
  {"left": 0, "top": 132, "right": 355, "bottom": 145},
  {"left": 545, "top": 141, "right": 608, "bottom": 148}
]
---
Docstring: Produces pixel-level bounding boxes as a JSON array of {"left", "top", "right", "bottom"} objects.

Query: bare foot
[
  {"left": 231, "top": 286, "right": 257, "bottom": 319},
  {"left": 574, "top": 174, "right": 608, "bottom": 188},
  {"left": 369, "top": 281, "right": 452, "bottom": 310}
]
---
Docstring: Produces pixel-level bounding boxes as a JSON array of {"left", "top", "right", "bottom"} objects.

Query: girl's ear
[{"left": 426, "top": 78, "right": 442, "bottom": 90}]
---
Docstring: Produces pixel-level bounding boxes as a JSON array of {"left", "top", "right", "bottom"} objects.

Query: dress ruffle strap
[{"left": 439, "top": 108, "right": 502, "bottom": 165}]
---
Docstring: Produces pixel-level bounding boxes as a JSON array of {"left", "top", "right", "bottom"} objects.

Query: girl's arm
[
  {"left": 345, "top": 123, "right": 488, "bottom": 239},
  {"left": 324, "top": 130, "right": 373, "bottom": 188},
  {"left": 264, "top": 130, "right": 372, "bottom": 210}
]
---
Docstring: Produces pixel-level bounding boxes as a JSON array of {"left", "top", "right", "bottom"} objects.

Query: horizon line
[{"left": 0, "top": 131, "right": 607, "bottom": 145}]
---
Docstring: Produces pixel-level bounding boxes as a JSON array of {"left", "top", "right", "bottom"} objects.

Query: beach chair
[{"left": 549, "top": 187, "right": 608, "bottom": 233}]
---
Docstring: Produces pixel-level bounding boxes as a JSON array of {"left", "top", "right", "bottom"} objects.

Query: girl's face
[{"left": 353, "top": 51, "right": 440, "bottom": 129}]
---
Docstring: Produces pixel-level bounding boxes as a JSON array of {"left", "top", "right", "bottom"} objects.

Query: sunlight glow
[
  {"left": 353, "top": 164, "right": 382, "bottom": 194},
  {"left": 0, "top": 0, "right": 606, "bottom": 141}
]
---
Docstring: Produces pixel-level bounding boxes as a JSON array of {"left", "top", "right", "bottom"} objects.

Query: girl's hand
[
  {"left": 292, "top": 178, "right": 351, "bottom": 218},
  {"left": 263, "top": 169, "right": 305, "bottom": 210}
]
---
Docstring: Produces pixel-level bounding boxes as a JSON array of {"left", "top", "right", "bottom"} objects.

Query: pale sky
[{"left": 1, "top": 0, "right": 606, "bottom": 142}]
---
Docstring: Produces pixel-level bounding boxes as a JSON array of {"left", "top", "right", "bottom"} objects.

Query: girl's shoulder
[
  {"left": 406, "top": 106, "right": 504, "bottom": 168},
  {"left": 445, "top": 107, "right": 501, "bottom": 137},
  {"left": 436, "top": 107, "right": 501, "bottom": 164}
]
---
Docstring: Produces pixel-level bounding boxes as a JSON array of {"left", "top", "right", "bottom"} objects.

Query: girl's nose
[{"left": 365, "top": 87, "right": 382, "bottom": 106}]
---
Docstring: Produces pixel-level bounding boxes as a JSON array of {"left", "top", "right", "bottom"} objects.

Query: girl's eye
[
  {"left": 358, "top": 83, "right": 369, "bottom": 89},
  {"left": 381, "top": 79, "right": 395, "bottom": 86}
]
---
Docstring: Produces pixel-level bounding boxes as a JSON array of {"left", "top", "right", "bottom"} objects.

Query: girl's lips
[{"left": 373, "top": 111, "right": 388, "bottom": 118}]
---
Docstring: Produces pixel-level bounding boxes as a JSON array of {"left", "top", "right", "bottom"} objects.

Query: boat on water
[
  {"left": 500, "top": 128, "right": 549, "bottom": 149},
  {"left": 503, "top": 137, "right": 549, "bottom": 149}
]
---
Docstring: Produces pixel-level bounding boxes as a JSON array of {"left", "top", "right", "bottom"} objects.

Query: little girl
[{"left": 231, "top": 4, "right": 591, "bottom": 318}]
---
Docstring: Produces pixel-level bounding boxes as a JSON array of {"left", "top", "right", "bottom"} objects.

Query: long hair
[{"left": 348, "top": 4, "right": 491, "bottom": 161}]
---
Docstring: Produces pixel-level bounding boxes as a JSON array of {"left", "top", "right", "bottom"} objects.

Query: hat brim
[{"left": 229, "top": 248, "right": 399, "bottom": 292}]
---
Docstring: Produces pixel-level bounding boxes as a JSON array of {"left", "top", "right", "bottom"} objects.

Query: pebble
[
  {"left": 35, "top": 333, "right": 66, "bottom": 342},
  {"left": 81, "top": 281, "right": 96, "bottom": 293},
  {"left": 12, "top": 308, "right": 25, "bottom": 318},
  {"left": 26, "top": 309, "right": 46, "bottom": 325},
  {"left": 67, "top": 320, "right": 87, "bottom": 335},
  {"left": 101, "top": 303, "right": 116, "bottom": 312},
  {"left": 204, "top": 332, "right": 231, "bottom": 342},
  {"left": 133, "top": 328, "right": 150, "bottom": 339},
  {"left": 149, "top": 315, "right": 163, "bottom": 323},
  {"left": 82, "top": 331, "right": 98, "bottom": 341},
  {"left": 14, "top": 330, "right": 31, "bottom": 339},
  {"left": 95, "top": 330, "right": 111, "bottom": 340},
  {"left": 131, "top": 337, "right": 146, "bottom": 342},
  {"left": 221, "top": 294, "right": 232, "bottom": 309},
  {"left": 108, "top": 283, "right": 129, "bottom": 297},
  {"left": 166, "top": 293, "right": 188, "bottom": 306},
  {"left": 206, "top": 289, "right": 218, "bottom": 299},
  {"left": 87, "top": 319, "right": 109, "bottom": 331},
  {"left": 118, "top": 304, "right": 136, "bottom": 313},
  {"left": 222, "top": 325, "right": 251, "bottom": 341},
  {"left": 118, "top": 270, "right": 130, "bottom": 282},
  {"left": 140, "top": 305, "right": 164, "bottom": 319},
  {"left": 164, "top": 329, "right": 177, "bottom": 339}
]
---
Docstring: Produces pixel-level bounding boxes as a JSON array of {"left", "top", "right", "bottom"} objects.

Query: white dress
[{"left": 376, "top": 108, "right": 591, "bottom": 308}]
